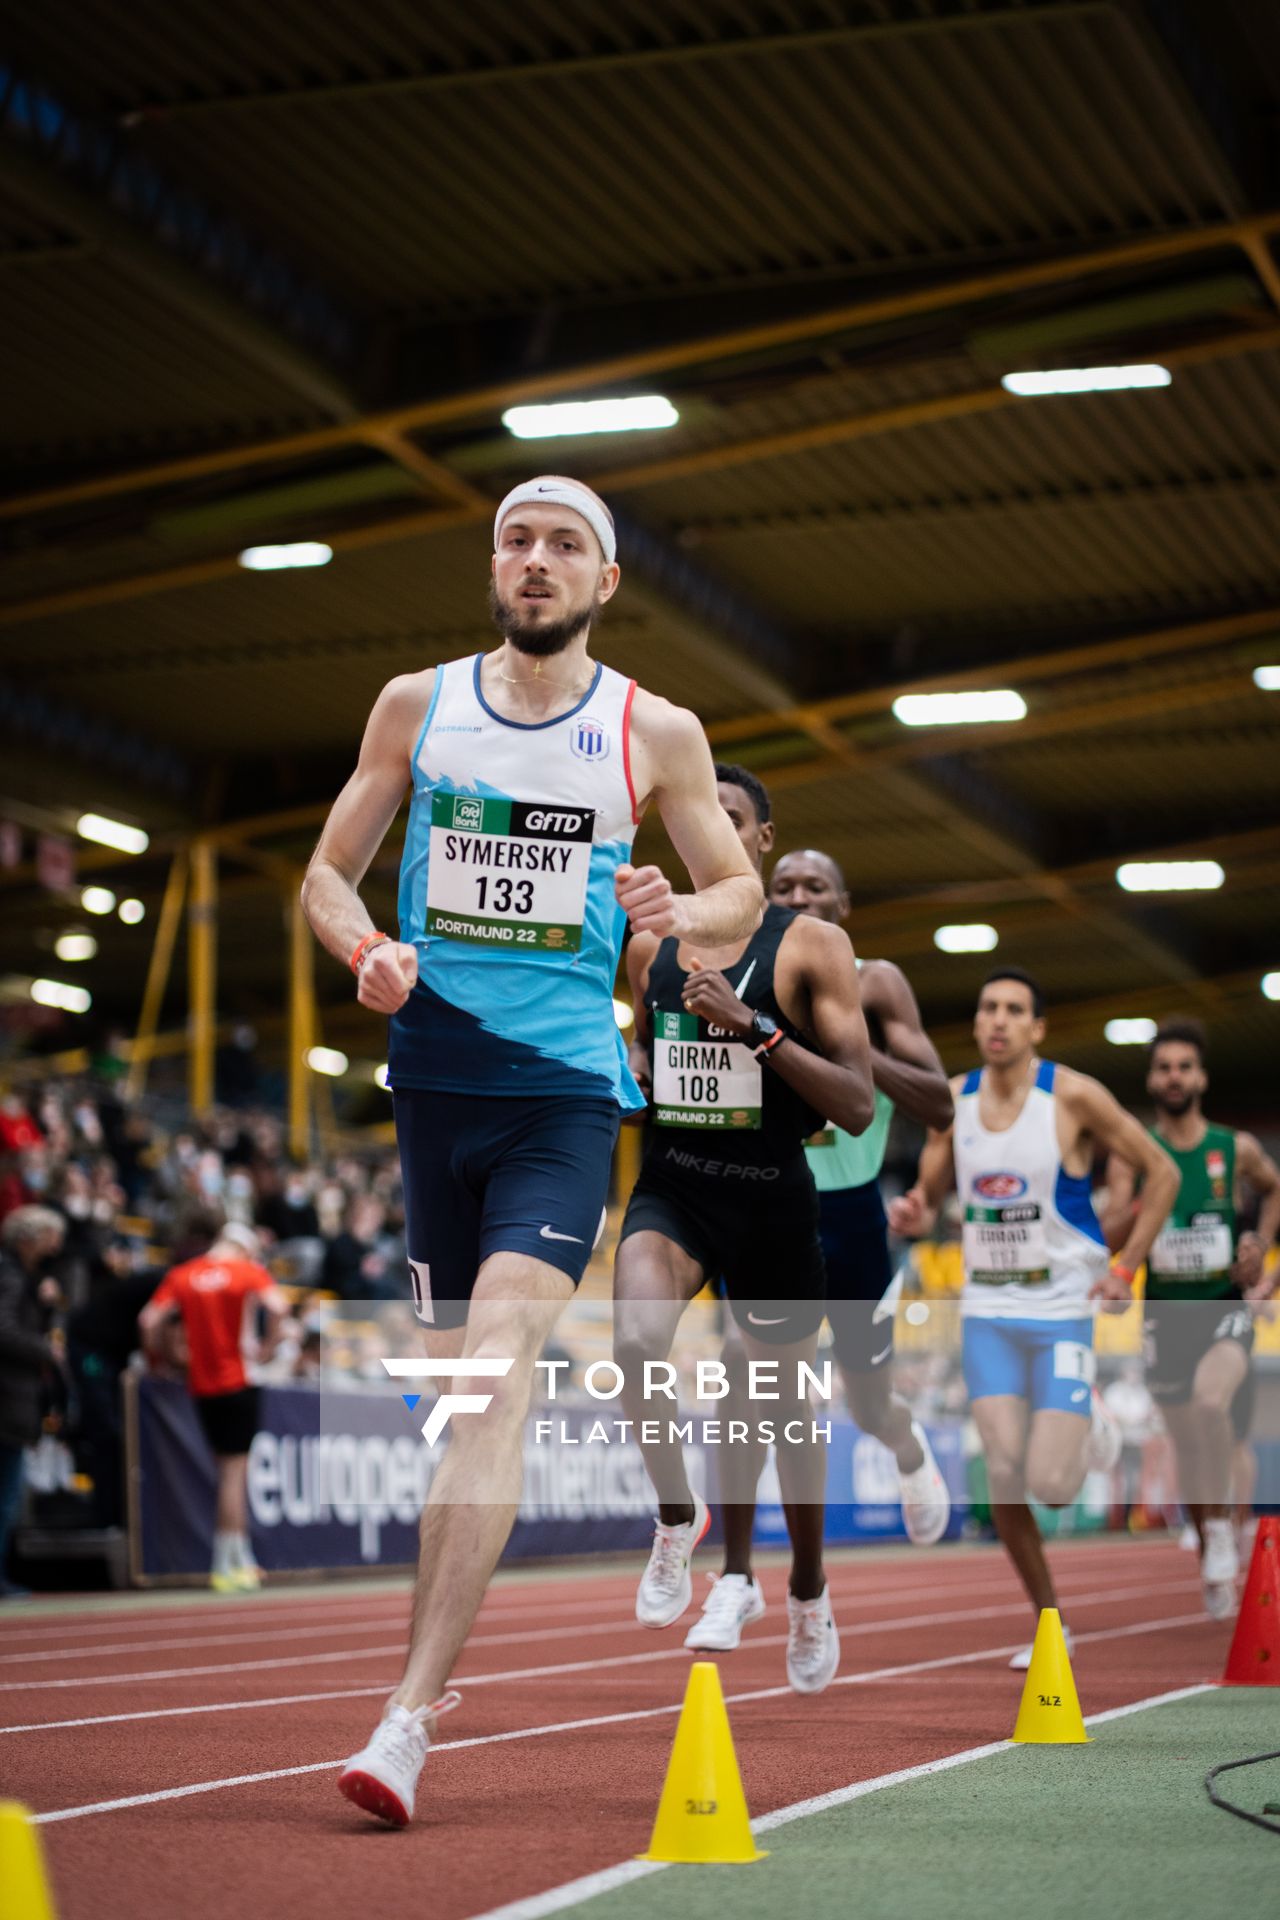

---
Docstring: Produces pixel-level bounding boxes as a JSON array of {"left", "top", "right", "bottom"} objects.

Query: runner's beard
[
  {"left": 488, "top": 582, "right": 597, "bottom": 655},
  {"left": 1154, "top": 1090, "right": 1195, "bottom": 1118}
]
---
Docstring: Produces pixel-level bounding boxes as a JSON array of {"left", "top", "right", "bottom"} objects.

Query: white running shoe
[
  {"left": 1084, "top": 1391, "right": 1122, "bottom": 1473},
  {"left": 338, "top": 1690, "right": 461, "bottom": 1827},
  {"left": 1201, "top": 1517, "right": 1239, "bottom": 1621},
  {"left": 683, "top": 1572, "right": 767, "bottom": 1651},
  {"left": 1178, "top": 1522, "right": 1200, "bottom": 1552},
  {"left": 1008, "top": 1626, "right": 1074, "bottom": 1671},
  {"left": 899, "top": 1421, "right": 951, "bottom": 1546},
  {"left": 786, "top": 1586, "right": 840, "bottom": 1694},
  {"left": 636, "top": 1490, "right": 711, "bottom": 1628}
]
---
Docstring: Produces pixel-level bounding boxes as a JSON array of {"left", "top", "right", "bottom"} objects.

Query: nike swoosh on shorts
[
  {"left": 540, "top": 1225, "right": 584, "bottom": 1243},
  {"left": 747, "top": 1312, "right": 789, "bottom": 1326}
]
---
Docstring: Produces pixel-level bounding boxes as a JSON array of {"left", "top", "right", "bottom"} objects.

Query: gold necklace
[{"left": 495, "top": 656, "right": 589, "bottom": 694}]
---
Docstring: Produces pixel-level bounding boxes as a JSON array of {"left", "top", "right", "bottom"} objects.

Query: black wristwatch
[{"left": 749, "top": 1012, "right": 786, "bottom": 1059}]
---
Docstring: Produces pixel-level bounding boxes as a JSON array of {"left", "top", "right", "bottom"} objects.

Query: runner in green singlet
[{"left": 1103, "top": 1018, "right": 1280, "bottom": 1619}]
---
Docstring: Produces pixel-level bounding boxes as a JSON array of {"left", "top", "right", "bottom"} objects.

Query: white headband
[{"left": 493, "top": 479, "right": 616, "bottom": 565}]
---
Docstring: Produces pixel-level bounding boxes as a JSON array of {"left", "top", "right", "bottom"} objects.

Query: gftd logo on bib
[{"left": 570, "top": 719, "right": 609, "bottom": 762}]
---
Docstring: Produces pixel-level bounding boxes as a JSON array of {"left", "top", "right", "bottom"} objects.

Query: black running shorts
[
  {"left": 619, "top": 1154, "right": 825, "bottom": 1345},
  {"left": 195, "top": 1386, "right": 261, "bottom": 1457},
  {"left": 1144, "top": 1297, "right": 1254, "bottom": 1404}
]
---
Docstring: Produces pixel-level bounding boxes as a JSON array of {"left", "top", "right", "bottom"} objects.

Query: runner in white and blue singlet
[
  {"left": 304, "top": 474, "right": 763, "bottom": 1829},
  {"left": 890, "top": 967, "right": 1179, "bottom": 1666}
]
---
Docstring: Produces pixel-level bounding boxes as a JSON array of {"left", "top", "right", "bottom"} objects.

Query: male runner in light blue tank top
[{"left": 303, "top": 474, "right": 763, "bottom": 1827}]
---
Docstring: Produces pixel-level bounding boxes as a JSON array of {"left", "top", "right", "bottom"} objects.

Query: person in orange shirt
[{"left": 140, "top": 1221, "right": 288, "bottom": 1592}]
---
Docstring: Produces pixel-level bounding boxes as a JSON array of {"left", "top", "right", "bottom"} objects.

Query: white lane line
[
  {"left": 466, "top": 1680, "right": 1219, "bottom": 1920},
  {"left": 0, "top": 1538, "right": 1178, "bottom": 1648},
  {"left": 0, "top": 1593, "right": 411, "bottom": 1645},
  {"left": 27, "top": 1615, "right": 1211, "bottom": 1826},
  {"left": 2, "top": 1559, "right": 1105, "bottom": 1666},
  {"left": 2, "top": 1588, "right": 1204, "bottom": 1737},
  {"left": 0, "top": 1574, "right": 1028, "bottom": 1666},
  {"left": 0, "top": 1576, "right": 1199, "bottom": 1703}
]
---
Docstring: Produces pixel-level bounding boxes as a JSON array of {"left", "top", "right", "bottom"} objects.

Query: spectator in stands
[
  {"left": 0, "top": 1093, "right": 43, "bottom": 1156},
  {"left": 256, "top": 1165, "right": 320, "bottom": 1245},
  {"left": 0, "top": 1204, "right": 66, "bottom": 1598},
  {"left": 66, "top": 1236, "right": 160, "bottom": 1528},
  {"left": 139, "top": 1221, "right": 289, "bottom": 1593},
  {"left": 322, "top": 1192, "right": 401, "bottom": 1301}
]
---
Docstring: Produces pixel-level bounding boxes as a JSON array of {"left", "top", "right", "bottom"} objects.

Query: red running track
[{"left": 0, "top": 1538, "right": 1230, "bottom": 1920}]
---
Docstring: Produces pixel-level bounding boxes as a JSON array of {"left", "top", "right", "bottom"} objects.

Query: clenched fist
[
  {"left": 615, "top": 863, "right": 684, "bottom": 939},
  {"left": 357, "top": 939, "right": 419, "bottom": 1014},
  {"left": 887, "top": 1186, "right": 936, "bottom": 1240}
]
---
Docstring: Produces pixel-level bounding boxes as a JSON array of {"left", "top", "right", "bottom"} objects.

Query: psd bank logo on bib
[
  {"left": 570, "top": 718, "right": 610, "bottom": 762},
  {"left": 451, "top": 795, "right": 484, "bottom": 831},
  {"left": 973, "top": 1172, "right": 1028, "bottom": 1200}
]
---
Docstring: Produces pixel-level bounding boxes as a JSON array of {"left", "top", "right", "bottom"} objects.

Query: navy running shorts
[
  {"left": 394, "top": 1088, "right": 619, "bottom": 1329},
  {"left": 817, "top": 1180, "right": 897, "bottom": 1374}
]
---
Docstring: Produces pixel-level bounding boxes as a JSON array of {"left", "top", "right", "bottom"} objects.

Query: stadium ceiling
[{"left": 1, "top": 0, "right": 1278, "bottom": 1103}]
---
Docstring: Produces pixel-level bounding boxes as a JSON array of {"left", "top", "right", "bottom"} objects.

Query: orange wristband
[
  {"left": 1109, "top": 1262, "right": 1136, "bottom": 1285},
  {"left": 350, "top": 930, "right": 390, "bottom": 975}
]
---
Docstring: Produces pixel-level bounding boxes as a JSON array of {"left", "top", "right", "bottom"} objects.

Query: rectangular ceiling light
[
  {"left": 1116, "top": 860, "right": 1224, "bottom": 892},
  {"left": 1262, "top": 973, "right": 1280, "bottom": 1002},
  {"left": 1002, "top": 365, "right": 1171, "bottom": 397},
  {"left": 76, "top": 812, "right": 149, "bottom": 854},
  {"left": 934, "top": 924, "right": 999, "bottom": 953},
  {"left": 1105, "top": 1017, "right": 1157, "bottom": 1045},
  {"left": 306, "top": 1046, "right": 349, "bottom": 1077},
  {"left": 31, "top": 978, "right": 92, "bottom": 1014},
  {"left": 1253, "top": 665, "right": 1280, "bottom": 691},
  {"left": 55, "top": 933, "right": 97, "bottom": 963},
  {"left": 238, "top": 542, "right": 333, "bottom": 571},
  {"left": 892, "top": 690, "right": 1027, "bottom": 727},
  {"left": 502, "top": 397, "right": 678, "bottom": 439}
]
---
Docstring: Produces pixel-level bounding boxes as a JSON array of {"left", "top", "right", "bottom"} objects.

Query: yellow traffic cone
[
  {"left": 0, "top": 1801, "right": 57, "bottom": 1919},
  {"left": 639, "top": 1662, "right": 767, "bottom": 1863},
  {"left": 1012, "top": 1608, "right": 1089, "bottom": 1744}
]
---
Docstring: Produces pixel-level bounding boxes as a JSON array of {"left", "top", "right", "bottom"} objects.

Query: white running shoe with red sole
[{"left": 338, "top": 1690, "right": 461, "bottom": 1827}]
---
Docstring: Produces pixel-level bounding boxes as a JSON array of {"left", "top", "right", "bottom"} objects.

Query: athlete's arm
[
  {"left": 619, "top": 693, "right": 762, "bottom": 944},
  {"left": 624, "top": 933, "right": 660, "bottom": 1102},
  {"left": 1058, "top": 1072, "right": 1180, "bottom": 1297},
  {"left": 886, "top": 1078, "right": 962, "bottom": 1238},
  {"left": 859, "top": 960, "right": 954, "bottom": 1131},
  {"left": 1234, "top": 1131, "right": 1280, "bottom": 1300},
  {"left": 678, "top": 919, "right": 874, "bottom": 1133},
  {"left": 251, "top": 1283, "right": 291, "bottom": 1363},
  {"left": 301, "top": 674, "right": 428, "bottom": 1015},
  {"left": 1099, "top": 1153, "right": 1139, "bottom": 1253}
]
